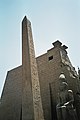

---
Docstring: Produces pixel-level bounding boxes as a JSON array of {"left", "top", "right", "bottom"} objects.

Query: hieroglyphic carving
[{"left": 26, "top": 18, "right": 44, "bottom": 120}]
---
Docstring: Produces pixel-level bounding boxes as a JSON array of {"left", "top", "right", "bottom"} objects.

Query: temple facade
[{"left": 0, "top": 16, "right": 80, "bottom": 120}]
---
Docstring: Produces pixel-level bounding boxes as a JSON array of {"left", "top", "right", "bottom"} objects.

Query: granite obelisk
[{"left": 22, "top": 16, "right": 44, "bottom": 120}]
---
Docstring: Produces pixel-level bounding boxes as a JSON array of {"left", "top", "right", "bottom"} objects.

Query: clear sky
[{"left": 0, "top": 0, "right": 80, "bottom": 96}]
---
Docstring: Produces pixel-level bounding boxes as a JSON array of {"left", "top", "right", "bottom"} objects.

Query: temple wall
[{"left": 0, "top": 66, "right": 22, "bottom": 120}]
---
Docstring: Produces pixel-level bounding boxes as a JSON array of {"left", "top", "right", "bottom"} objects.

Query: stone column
[{"left": 22, "top": 16, "right": 44, "bottom": 120}]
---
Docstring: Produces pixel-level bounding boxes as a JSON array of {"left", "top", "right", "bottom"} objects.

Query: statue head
[
  {"left": 59, "top": 72, "right": 66, "bottom": 82},
  {"left": 68, "top": 89, "right": 73, "bottom": 97}
]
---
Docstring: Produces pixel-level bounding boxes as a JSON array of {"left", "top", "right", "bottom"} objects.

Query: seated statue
[{"left": 56, "top": 74, "right": 78, "bottom": 120}]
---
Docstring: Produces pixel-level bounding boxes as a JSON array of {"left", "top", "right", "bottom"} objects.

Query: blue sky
[{"left": 0, "top": 0, "right": 80, "bottom": 96}]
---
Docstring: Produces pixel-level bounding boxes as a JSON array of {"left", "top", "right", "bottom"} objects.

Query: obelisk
[{"left": 22, "top": 16, "right": 44, "bottom": 120}]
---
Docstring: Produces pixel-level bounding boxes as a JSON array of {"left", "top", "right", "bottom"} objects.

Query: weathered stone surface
[
  {"left": 22, "top": 16, "right": 44, "bottom": 120},
  {"left": 0, "top": 66, "right": 22, "bottom": 120},
  {"left": 22, "top": 16, "right": 34, "bottom": 120}
]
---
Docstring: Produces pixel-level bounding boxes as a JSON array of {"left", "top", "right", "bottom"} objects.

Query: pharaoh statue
[{"left": 56, "top": 73, "right": 78, "bottom": 120}]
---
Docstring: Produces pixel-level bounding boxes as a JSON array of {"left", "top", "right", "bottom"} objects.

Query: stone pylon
[{"left": 22, "top": 16, "right": 44, "bottom": 120}]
